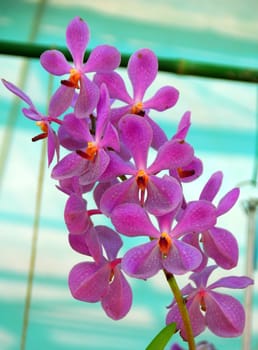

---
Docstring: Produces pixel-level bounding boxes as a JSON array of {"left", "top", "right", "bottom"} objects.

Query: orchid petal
[
  {"left": 144, "top": 114, "right": 168, "bottom": 149},
  {"left": 84, "top": 45, "right": 121, "bottom": 72},
  {"left": 128, "top": 48, "right": 158, "bottom": 101},
  {"left": 94, "top": 72, "right": 132, "bottom": 103},
  {"left": 68, "top": 233, "right": 90, "bottom": 255},
  {"left": 189, "top": 265, "right": 217, "bottom": 288},
  {"left": 144, "top": 86, "right": 179, "bottom": 111},
  {"left": 95, "top": 84, "right": 110, "bottom": 140},
  {"left": 202, "top": 227, "right": 239, "bottom": 269},
  {"left": 101, "top": 268, "right": 132, "bottom": 320},
  {"left": 111, "top": 203, "right": 159, "bottom": 237},
  {"left": 100, "top": 177, "right": 139, "bottom": 216},
  {"left": 51, "top": 152, "right": 87, "bottom": 180},
  {"left": 68, "top": 262, "right": 109, "bottom": 302},
  {"left": 119, "top": 115, "right": 152, "bottom": 169},
  {"left": 148, "top": 140, "right": 194, "bottom": 174},
  {"left": 205, "top": 291, "right": 246, "bottom": 337},
  {"left": 209, "top": 276, "right": 253, "bottom": 290},
  {"left": 1, "top": 79, "right": 34, "bottom": 107},
  {"left": 79, "top": 149, "right": 110, "bottom": 185},
  {"left": 199, "top": 171, "right": 223, "bottom": 201},
  {"left": 172, "top": 200, "right": 217, "bottom": 237},
  {"left": 64, "top": 194, "right": 90, "bottom": 235},
  {"left": 172, "top": 111, "right": 191, "bottom": 140},
  {"left": 145, "top": 175, "right": 182, "bottom": 216},
  {"left": 40, "top": 50, "right": 71, "bottom": 75},
  {"left": 121, "top": 240, "right": 161, "bottom": 279},
  {"left": 217, "top": 187, "right": 240, "bottom": 216},
  {"left": 49, "top": 84, "right": 74, "bottom": 117},
  {"left": 95, "top": 225, "right": 123, "bottom": 261},
  {"left": 66, "top": 16, "right": 89, "bottom": 67},
  {"left": 47, "top": 125, "right": 58, "bottom": 166},
  {"left": 75, "top": 75, "right": 99, "bottom": 118}
]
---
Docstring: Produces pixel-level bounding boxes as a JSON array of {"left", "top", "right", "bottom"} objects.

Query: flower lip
[
  {"left": 76, "top": 141, "right": 98, "bottom": 161},
  {"left": 61, "top": 68, "right": 81, "bottom": 88}
]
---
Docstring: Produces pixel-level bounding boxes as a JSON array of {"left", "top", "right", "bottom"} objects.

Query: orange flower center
[
  {"left": 131, "top": 101, "right": 144, "bottom": 115},
  {"left": 36, "top": 121, "right": 48, "bottom": 133},
  {"left": 85, "top": 141, "right": 98, "bottom": 161},
  {"left": 158, "top": 232, "right": 172, "bottom": 258},
  {"left": 136, "top": 169, "right": 149, "bottom": 191},
  {"left": 69, "top": 68, "right": 81, "bottom": 88}
]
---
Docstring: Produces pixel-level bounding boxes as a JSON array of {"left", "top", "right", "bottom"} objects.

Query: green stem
[{"left": 164, "top": 270, "right": 196, "bottom": 350}]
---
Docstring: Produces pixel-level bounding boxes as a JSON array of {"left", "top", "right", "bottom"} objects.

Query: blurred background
[{"left": 0, "top": 0, "right": 257, "bottom": 349}]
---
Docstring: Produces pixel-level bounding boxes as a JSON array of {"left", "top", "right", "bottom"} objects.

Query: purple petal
[
  {"left": 128, "top": 48, "right": 158, "bottom": 101},
  {"left": 205, "top": 291, "right": 246, "bottom": 337},
  {"left": 22, "top": 107, "right": 41, "bottom": 121},
  {"left": 66, "top": 17, "right": 89, "bottom": 67},
  {"left": 79, "top": 149, "right": 110, "bottom": 185},
  {"left": 61, "top": 113, "right": 92, "bottom": 143},
  {"left": 94, "top": 72, "right": 132, "bottom": 103},
  {"left": 100, "top": 177, "right": 139, "bottom": 216},
  {"left": 144, "top": 86, "right": 179, "bottom": 111},
  {"left": 202, "top": 227, "right": 239, "bottom": 269},
  {"left": 148, "top": 140, "right": 194, "bottom": 174},
  {"left": 99, "top": 122, "right": 120, "bottom": 151},
  {"left": 95, "top": 225, "right": 123, "bottom": 261},
  {"left": 75, "top": 75, "right": 99, "bottom": 118},
  {"left": 209, "top": 276, "right": 254, "bottom": 290},
  {"left": 183, "top": 233, "right": 208, "bottom": 273},
  {"left": 49, "top": 85, "right": 74, "bottom": 117},
  {"left": 93, "top": 179, "right": 118, "bottom": 208},
  {"left": 95, "top": 84, "right": 110, "bottom": 140},
  {"left": 144, "top": 114, "right": 168, "bottom": 149},
  {"left": 172, "top": 111, "right": 191, "bottom": 140},
  {"left": 217, "top": 187, "right": 240, "bottom": 216},
  {"left": 1, "top": 79, "right": 34, "bottom": 107},
  {"left": 51, "top": 152, "right": 87, "bottom": 180},
  {"left": 68, "top": 233, "right": 90, "bottom": 255},
  {"left": 189, "top": 265, "right": 217, "bottom": 288},
  {"left": 68, "top": 261, "right": 109, "bottom": 302},
  {"left": 199, "top": 171, "right": 223, "bottom": 201},
  {"left": 101, "top": 267, "right": 132, "bottom": 320},
  {"left": 64, "top": 194, "right": 90, "bottom": 235},
  {"left": 121, "top": 240, "right": 162, "bottom": 279},
  {"left": 119, "top": 115, "right": 152, "bottom": 169},
  {"left": 84, "top": 45, "right": 121, "bottom": 72},
  {"left": 40, "top": 50, "right": 70, "bottom": 75},
  {"left": 172, "top": 200, "right": 217, "bottom": 238},
  {"left": 175, "top": 156, "right": 203, "bottom": 183},
  {"left": 47, "top": 125, "right": 58, "bottom": 166},
  {"left": 111, "top": 203, "right": 159, "bottom": 237},
  {"left": 163, "top": 240, "right": 202, "bottom": 274},
  {"left": 145, "top": 175, "right": 182, "bottom": 216}
]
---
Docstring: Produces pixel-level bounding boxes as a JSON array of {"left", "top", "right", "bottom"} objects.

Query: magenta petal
[
  {"left": 121, "top": 240, "right": 161, "bottom": 279},
  {"left": 68, "top": 233, "right": 90, "bottom": 255},
  {"left": 79, "top": 149, "right": 110, "bottom": 185},
  {"left": 189, "top": 265, "right": 217, "bottom": 288},
  {"left": 128, "top": 48, "right": 158, "bottom": 100},
  {"left": 66, "top": 17, "right": 89, "bottom": 67},
  {"left": 145, "top": 175, "right": 182, "bottom": 216},
  {"left": 1, "top": 79, "right": 34, "bottom": 106},
  {"left": 100, "top": 177, "right": 139, "bottom": 216},
  {"left": 202, "top": 227, "right": 239, "bottom": 269},
  {"left": 205, "top": 291, "right": 245, "bottom": 337},
  {"left": 75, "top": 75, "right": 99, "bottom": 118},
  {"left": 199, "top": 171, "right": 223, "bottom": 201},
  {"left": 111, "top": 203, "right": 159, "bottom": 237},
  {"left": 40, "top": 50, "right": 70, "bottom": 75},
  {"left": 84, "top": 45, "right": 121, "bottom": 72},
  {"left": 49, "top": 85, "right": 74, "bottom": 117},
  {"left": 172, "top": 200, "right": 217, "bottom": 237},
  {"left": 217, "top": 187, "right": 240, "bottom": 216},
  {"left": 148, "top": 140, "right": 194, "bottom": 174},
  {"left": 100, "top": 122, "right": 120, "bottom": 151},
  {"left": 64, "top": 194, "right": 90, "bottom": 235},
  {"left": 94, "top": 72, "right": 132, "bottom": 103},
  {"left": 95, "top": 225, "right": 123, "bottom": 260},
  {"left": 47, "top": 125, "right": 58, "bottom": 166},
  {"left": 173, "top": 111, "right": 191, "bottom": 140},
  {"left": 144, "top": 114, "right": 168, "bottom": 149},
  {"left": 144, "top": 86, "right": 179, "bottom": 111},
  {"left": 51, "top": 152, "right": 87, "bottom": 180},
  {"left": 163, "top": 240, "right": 202, "bottom": 274},
  {"left": 101, "top": 267, "right": 132, "bottom": 320},
  {"left": 119, "top": 115, "right": 152, "bottom": 169},
  {"left": 209, "top": 276, "right": 254, "bottom": 290},
  {"left": 68, "top": 262, "right": 109, "bottom": 302}
]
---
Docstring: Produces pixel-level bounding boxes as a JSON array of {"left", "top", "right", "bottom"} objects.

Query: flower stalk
[{"left": 164, "top": 270, "right": 196, "bottom": 350}]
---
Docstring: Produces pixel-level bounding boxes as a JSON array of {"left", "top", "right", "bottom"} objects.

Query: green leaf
[{"left": 146, "top": 322, "right": 177, "bottom": 350}]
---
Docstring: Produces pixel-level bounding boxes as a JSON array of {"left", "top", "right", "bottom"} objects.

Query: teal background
[{"left": 0, "top": 1, "right": 257, "bottom": 349}]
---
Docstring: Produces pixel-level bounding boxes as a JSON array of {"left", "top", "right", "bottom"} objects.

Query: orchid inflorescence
[{"left": 2, "top": 16, "right": 253, "bottom": 349}]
